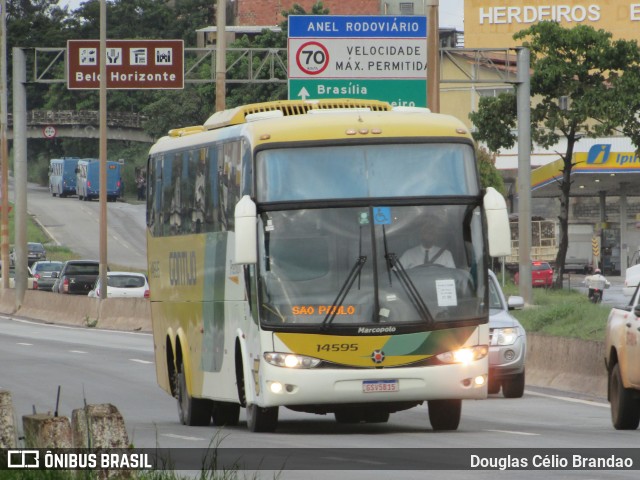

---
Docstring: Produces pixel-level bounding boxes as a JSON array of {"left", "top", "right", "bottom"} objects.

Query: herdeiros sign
[
  {"left": 464, "top": 1, "right": 640, "bottom": 49},
  {"left": 67, "top": 39, "right": 184, "bottom": 90}
]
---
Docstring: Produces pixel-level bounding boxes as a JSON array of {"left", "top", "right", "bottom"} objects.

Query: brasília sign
[{"left": 288, "top": 15, "right": 428, "bottom": 107}]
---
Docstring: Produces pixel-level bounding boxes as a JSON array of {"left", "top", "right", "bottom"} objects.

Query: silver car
[
  {"left": 488, "top": 269, "right": 527, "bottom": 398},
  {"left": 31, "top": 260, "right": 64, "bottom": 291}
]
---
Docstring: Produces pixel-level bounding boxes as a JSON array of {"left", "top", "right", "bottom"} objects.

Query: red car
[{"left": 514, "top": 261, "right": 554, "bottom": 287}]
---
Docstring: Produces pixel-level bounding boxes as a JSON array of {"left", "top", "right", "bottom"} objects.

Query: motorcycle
[{"left": 588, "top": 288, "right": 603, "bottom": 304}]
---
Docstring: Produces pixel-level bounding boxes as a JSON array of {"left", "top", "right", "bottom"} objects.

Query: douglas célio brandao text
[{"left": 470, "top": 454, "right": 634, "bottom": 470}]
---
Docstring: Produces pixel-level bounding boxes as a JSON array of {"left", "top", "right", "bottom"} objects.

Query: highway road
[
  {"left": 1, "top": 315, "right": 638, "bottom": 479},
  {"left": 24, "top": 181, "right": 147, "bottom": 270}
]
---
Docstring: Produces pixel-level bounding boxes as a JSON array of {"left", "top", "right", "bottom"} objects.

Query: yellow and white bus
[{"left": 146, "top": 99, "right": 510, "bottom": 432}]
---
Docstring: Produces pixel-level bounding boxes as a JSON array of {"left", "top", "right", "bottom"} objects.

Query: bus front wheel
[
  {"left": 428, "top": 399, "right": 461, "bottom": 431},
  {"left": 177, "top": 361, "right": 212, "bottom": 426},
  {"left": 246, "top": 404, "right": 278, "bottom": 432}
]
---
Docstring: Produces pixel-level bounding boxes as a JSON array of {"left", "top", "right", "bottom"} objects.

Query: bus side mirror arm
[
  {"left": 483, "top": 187, "right": 511, "bottom": 258},
  {"left": 234, "top": 195, "right": 258, "bottom": 265}
]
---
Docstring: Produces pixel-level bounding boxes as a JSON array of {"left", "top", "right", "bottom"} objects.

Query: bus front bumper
[{"left": 255, "top": 360, "right": 488, "bottom": 408}]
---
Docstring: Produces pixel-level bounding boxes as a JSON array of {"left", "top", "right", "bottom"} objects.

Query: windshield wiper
[
  {"left": 322, "top": 256, "right": 367, "bottom": 329},
  {"left": 385, "top": 253, "right": 435, "bottom": 327}
]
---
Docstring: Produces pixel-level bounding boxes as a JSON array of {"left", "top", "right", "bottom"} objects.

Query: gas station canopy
[{"left": 531, "top": 143, "right": 640, "bottom": 198}]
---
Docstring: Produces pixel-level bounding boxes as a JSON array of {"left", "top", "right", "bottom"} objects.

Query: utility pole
[
  {"left": 12, "top": 47, "right": 26, "bottom": 306},
  {"left": 99, "top": 0, "right": 108, "bottom": 299},
  {"left": 215, "top": 0, "right": 226, "bottom": 112},
  {"left": 0, "top": 0, "right": 8, "bottom": 289},
  {"left": 516, "top": 47, "right": 532, "bottom": 305},
  {"left": 425, "top": 0, "right": 440, "bottom": 112}
]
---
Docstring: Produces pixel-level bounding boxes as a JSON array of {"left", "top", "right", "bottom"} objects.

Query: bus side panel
[{"left": 149, "top": 230, "right": 249, "bottom": 402}]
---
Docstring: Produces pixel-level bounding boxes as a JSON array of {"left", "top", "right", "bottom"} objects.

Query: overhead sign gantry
[{"left": 67, "top": 39, "right": 184, "bottom": 90}]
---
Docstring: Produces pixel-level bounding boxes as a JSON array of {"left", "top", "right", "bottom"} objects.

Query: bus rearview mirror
[
  {"left": 484, "top": 187, "right": 511, "bottom": 258},
  {"left": 234, "top": 195, "right": 257, "bottom": 265}
]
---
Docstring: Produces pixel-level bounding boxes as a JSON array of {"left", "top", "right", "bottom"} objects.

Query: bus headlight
[
  {"left": 493, "top": 327, "right": 519, "bottom": 346},
  {"left": 436, "top": 345, "right": 488, "bottom": 365},
  {"left": 264, "top": 352, "right": 322, "bottom": 368}
]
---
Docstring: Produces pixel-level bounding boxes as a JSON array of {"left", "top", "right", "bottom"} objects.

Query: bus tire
[
  {"left": 502, "top": 371, "right": 525, "bottom": 399},
  {"left": 212, "top": 401, "right": 240, "bottom": 426},
  {"left": 428, "top": 399, "right": 461, "bottom": 431},
  {"left": 177, "top": 361, "right": 212, "bottom": 426},
  {"left": 610, "top": 363, "right": 640, "bottom": 430},
  {"left": 246, "top": 404, "right": 278, "bottom": 432}
]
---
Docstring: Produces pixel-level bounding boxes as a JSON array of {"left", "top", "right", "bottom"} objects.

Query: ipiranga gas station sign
[
  {"left": 465, "top": 0, "right": 640, "bottom": 49},
  {"left": 288, "top": 15, "right": 428, "bottom": 107}
]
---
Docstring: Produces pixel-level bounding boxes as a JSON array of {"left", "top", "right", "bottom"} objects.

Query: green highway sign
[{"left": 289, "top": 79, "right": 427, "bottom": 107}]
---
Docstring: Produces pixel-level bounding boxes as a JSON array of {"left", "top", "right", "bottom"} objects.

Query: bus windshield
[
  {"left": 258, "top": 204, "right": 487, "bottom": 328},
  {"left": 256, "top": 143, "right": 478, "bottom": 202}
]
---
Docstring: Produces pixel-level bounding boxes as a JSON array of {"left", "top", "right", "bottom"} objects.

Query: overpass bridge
[{"left": 8, "top": 110, "right": 153, "bottom": 143}]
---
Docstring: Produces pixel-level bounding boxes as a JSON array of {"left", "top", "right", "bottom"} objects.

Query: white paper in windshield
[{"left": 436, "top": 279, "right": 457, "bottom": 306}]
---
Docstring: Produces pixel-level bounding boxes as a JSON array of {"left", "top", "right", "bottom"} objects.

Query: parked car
[
  {"left": 3, "top": 267, "right": 35, "bottom": 289},
  {"left": 31, "top": 260, "right": 64, "bottom": 291},
  {"left": 9, "top": 242, "right": 47, "bottom": 267},
  {"left": 488, "top": 270, "right": 527, "bottom": 398},
  {"left": 514, "top": 261, "right": 554, "bottom": 288},
  {"left": 88, "top": 271, "right": 149, "bottom": 299},
  {"left": 51, "top": 260, "right": 101, "bottom": 295}
]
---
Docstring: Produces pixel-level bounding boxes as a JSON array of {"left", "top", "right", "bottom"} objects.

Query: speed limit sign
[
  {"left": 295, "top": 41, "right": 329, "bottom": 75},
  {"left": 43, "top": 125, "right": 57, "bottom": 139}
]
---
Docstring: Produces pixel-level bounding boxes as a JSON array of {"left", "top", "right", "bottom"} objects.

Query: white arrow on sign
[{"left": 297, "top": 87, "right": 310, "bottom": 100}]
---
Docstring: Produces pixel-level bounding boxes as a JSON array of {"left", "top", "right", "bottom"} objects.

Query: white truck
[
  {"left": 623, "top": 249, "right": 640, "bottom": 296},
  {"left": 604, "top": 284, "right": 640, "bottom": 429}
]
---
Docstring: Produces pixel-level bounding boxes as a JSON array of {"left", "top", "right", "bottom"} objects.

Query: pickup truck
[
  {"left": 51, "top": 260, "right": 102, "bottom": 295},
  {"left": 604, "top": 284, "right": 640, "bottom": 429}
]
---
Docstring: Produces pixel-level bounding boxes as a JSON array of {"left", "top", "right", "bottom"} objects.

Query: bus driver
[{"left": 399, "top": 222, "right": 455, "bottom": 269}]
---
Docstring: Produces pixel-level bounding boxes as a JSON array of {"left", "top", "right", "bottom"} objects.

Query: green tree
[
  {"left": 476, "top": 147, "right": 505, "bottom": 195},
  {"left": 469, "top": 22, "right": 640, "bottom": 287},
  {"left": 226, "top": 2, "right": 329, "bottom": 107}
]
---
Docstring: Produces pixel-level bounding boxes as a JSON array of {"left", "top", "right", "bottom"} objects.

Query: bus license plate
[{"left": 362, "top": 380, "right": 399, "bottom": 393}]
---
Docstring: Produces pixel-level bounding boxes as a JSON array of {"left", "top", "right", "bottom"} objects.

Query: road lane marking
[
  {"left": 485, "top": 429, "right": 539, "bottom": 436},
  {"left": 161, "top": 433, "right": 207, "bottom": 441},
  {"left": 17, "top": 342, "right": 33, "bottom": 346},
  {"left": 525, "top": 390, "right": 608, "bottom": 408},
  {"left": 3, "top": 316, "right": 152, "bottom": 336},
  {"left": 69, "top": 350, "right": 88, "bottom": 354},
  {"left": 130, "top": 359, "right": 153, "bottom": 364}
]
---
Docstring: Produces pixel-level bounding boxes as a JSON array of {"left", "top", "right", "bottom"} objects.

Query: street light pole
[
  {"left": 99, "top": 0, "right": 108, "bottom": 299},
  {"left": 215, "top": 0, "right": 226, "bottom": 112},
  {"left": 425, "top": 0, "right": 440, "bottom": 112},
  {"left": 0, "top": 0, "right": 8, "bottom": 289}
]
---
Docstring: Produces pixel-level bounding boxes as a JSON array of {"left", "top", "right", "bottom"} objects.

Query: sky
[{"left": 58, "top": 0, "right": 466, "bottom": 31}]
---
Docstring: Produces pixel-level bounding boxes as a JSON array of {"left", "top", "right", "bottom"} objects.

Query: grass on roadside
[{"left": 500, "top": 281, "right": 614, "bottom": 342}]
